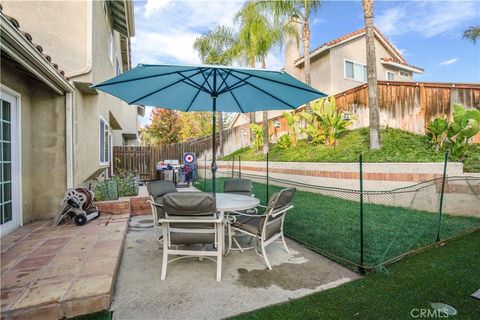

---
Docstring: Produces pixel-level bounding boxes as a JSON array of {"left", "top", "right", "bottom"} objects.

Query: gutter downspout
[
  {"left": 66, "top": 0, "right": 92, "bottom": 78},
  {"left": 66, "top": 92, "right": 74, "bottom": 188}
]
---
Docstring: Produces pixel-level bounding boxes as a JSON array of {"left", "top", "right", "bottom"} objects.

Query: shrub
[
  {"left": 277, "top": 134, "right": 293, "bottom": 149},
  {"left": 94, "top": 180, "right": 119, "bottom": 201},
  {"left": 282, "top": 111, "right": 300, "bottom": 147},
  {"left": 447, "top": 104, "right": 480, "bottom": 160},
  {"left": 250, "top": 123, "right": 264, "bottom": 150},
  {"left": 300, "top": 96, "right": 354, "bottom": 146},
  {"left": 426, "top": 117, "right": 449, "bottom": 152},
  {"left": 113, "top": 170, "right": 138, "bottom": 197}
]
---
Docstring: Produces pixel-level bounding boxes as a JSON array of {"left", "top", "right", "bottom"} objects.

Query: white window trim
[
  {"left": 108, "top": 32, "right": 114, "bottom": 66},
  {"left": 386, "top": 71, "right": 395, "bottom": 81},
  {"left": 0, "top": 84, "right": 23, "bottom": 236},
  {"left": 99, "top": 116, "right": 110, "bottom": 166},
  {"left": 399, "top": 70, "right": 410, "bottom": 78},
  {"left": 344, "top": 59, "right": 367, "bottom": 83}
]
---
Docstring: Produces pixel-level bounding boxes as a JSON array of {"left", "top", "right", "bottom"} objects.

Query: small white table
[
  {"left": 215, "top": 193, "right": 260, "bottom": 255},
  {"left": 215, "top": 193, "right": 260, "bottom": 212}
]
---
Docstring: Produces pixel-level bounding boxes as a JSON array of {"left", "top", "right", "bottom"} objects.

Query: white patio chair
[
  {"left": 152, "top": 192, "right": 224, "bottom": 281},
  {"left": 227, "top": 188, "right": 296, "bottom": 270},
  {"left": 146, "top": 180, "right": 177, "bottom": 228}
]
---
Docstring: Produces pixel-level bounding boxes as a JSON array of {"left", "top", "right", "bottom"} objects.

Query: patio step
[{"left": 0, "top": 214, "right": 129, "bottom": 319}]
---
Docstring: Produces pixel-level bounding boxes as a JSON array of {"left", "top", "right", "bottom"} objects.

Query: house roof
[
  {"left": 380, "top": 57, "right": 424, "bottom": 73},
  {"left": 0, "top": 4, "right": 68, "bottom": 81},
  {"left": 294, "top": 27, "right": 415, "bottom": 68}
]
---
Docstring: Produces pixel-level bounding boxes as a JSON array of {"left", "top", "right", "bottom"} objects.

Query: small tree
[
  {"left": 250, "top": 123, "right": 264, "bottom": 150},
  {"left": 426, "top": 117, "right": 449, "bottom": 152},
  {"left": 140, "top": 108, "right": 182, "bottom": 145}
]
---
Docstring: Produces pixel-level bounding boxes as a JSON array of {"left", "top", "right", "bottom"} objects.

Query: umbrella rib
[
  {"left": 217, "top": 71, "right": 252, "bottom": 95},
  {"left": 177, "top": 69, "right": 212, "bottom": 94},
  {"left": 216, "top": 70, "right": 246, "bottom": 113},
  {"left": 94, "top": 67, "right": 200, "bottom": 87},
  {"left": 199, "top": 69, "right": 214, "bottom": 93},
  {"left": 230, "top": 69, "right": 324, "bottom": 95},
  {"left": 226, "top": 72, "right": 296, "bottom": 109},
  {"left": 128, "top": 69, "right": 205, "bottom": 104},
  {"left": 185, "top": 69, "right": 215, "bottom": 112},
  {"left": 215, "top": 69, "right": 232, "bottom": 94}
]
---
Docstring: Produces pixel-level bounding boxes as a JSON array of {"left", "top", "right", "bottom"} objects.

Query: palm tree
[
  {"left": 235, "top": 1, "right": 295, "bottom": 154},
  {"left": 463, "top": 26, "right": 480, "bottom": 44},
  {"left": 193, "top": 25, "right": 238, "bottom": 156},
  {"left": 259, "top": 0, "right": 322, "bottom": 113},
  {"left": 362, "top": 0, "right": 381, "bottom": 149}
]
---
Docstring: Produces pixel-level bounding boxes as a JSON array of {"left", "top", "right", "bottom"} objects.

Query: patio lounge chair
[
  {"left": 146, "top": 180, "right": 177, "bottom": 227},
  {"left": 228, "top": 188, "right": 296, "bottom": 270},
  {"left": 223, "top": 178, "right": 253, "bottom": 196},
  {"left": 156, "top": 192, "right": 223, "bottom": 281}
]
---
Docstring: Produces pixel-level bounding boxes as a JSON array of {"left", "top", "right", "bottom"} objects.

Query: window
[
  {"left": 345, "top": 60, "right": 367, "bottom": 82},
  {"left": 399, "top": 70, "right": 410, "bottom": 78},
  {"left": 387, "top": 71, "right": 395, "bottom": 81},
  {"left": 99, "top": 117, "right": 110, "bottom": 164},
  {"left": 115, "top": 58, "right": 121, "bottom": 76},
  {"left": 108, "top": 32, "right": 114, "bottom": 65}
]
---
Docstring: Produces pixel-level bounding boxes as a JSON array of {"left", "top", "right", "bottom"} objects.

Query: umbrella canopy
[{"left": 93, "top": 64, "right": 327, "bottom": 194}]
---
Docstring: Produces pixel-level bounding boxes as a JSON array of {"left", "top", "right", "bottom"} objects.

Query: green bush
[
  {"left": 113, "top": 170, "right": 139, "bottom": 197},
  {"left": 277, "top": 134, "right": 292, "bottom": 150},
  {"left": 94, "top": 180, "right": 119, "bottom": 201},
  {"left": 250, "top": 123, "right": 264, "bottom": 150},
  {"left": 426, "top": 117, "right": 448, "bottom": 152}
]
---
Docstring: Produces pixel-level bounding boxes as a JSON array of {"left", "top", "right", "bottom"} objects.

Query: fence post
[
  {"left": 359, "top": 153, "right": 365, "bottom": 275},
  {"left": 436, "top": 151, "right": 449, "bottom": 242},
  {"left": 266, "top": 152, "right": 269, "bottom": 204},
  {"left": 204, "top": 156, "right": 207, "bottom": 191},
  {"left": 239, "top": 155, "right": 241, "bottom": 178},
  {"left": 232, "top": 156, "right": 235, "bottom": 178}
]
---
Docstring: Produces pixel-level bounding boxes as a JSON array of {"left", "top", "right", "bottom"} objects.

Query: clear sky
[{"left": 132, "top": 0, "right": 480, "bottom": 126}]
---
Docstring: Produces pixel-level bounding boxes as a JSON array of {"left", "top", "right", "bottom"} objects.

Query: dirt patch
[{"left": 236, "top": 262, "right": 339, "bottom": 291}]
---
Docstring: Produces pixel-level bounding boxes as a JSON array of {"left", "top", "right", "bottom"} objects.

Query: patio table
[{"left": 215, "top": 193, "right": 260, "bottom": 255}]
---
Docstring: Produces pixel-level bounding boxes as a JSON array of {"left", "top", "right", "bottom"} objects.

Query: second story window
[
  {"left": 345, "top": 60, "right": 367, "bottom": 82},
  {"left": 387, "top": 71, "right": 395, "bottom": 81},
  {"left": 108, "top": 32, "right": 114, "bottom": 65},
  {"left": 399, "top": 70, "right": 410, "bottom": 78}
]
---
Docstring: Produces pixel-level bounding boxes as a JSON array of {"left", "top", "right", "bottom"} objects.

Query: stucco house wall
[
  {"left": 1, "top": 0, "right": 137, "bottom": 186},
  {"left": 1, "top": 59, "right": 67, "bottom": 223}
]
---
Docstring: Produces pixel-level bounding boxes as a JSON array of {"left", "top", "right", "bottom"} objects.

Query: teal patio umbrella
[{"left": 93, "top": 64, "right": 326, "bottom": 195}]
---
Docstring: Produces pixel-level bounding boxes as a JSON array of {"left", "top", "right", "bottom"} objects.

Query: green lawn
[
  {"left": 231, "top": 230, "right": 480, "bottom": 320},
  {"left": 221, "top": 128, "right": 480, "bottom": 173},
  {"left": 196, "top": 178, "right": 480, "bottom": 269}
]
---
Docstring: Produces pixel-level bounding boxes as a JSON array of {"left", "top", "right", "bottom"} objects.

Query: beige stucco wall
[
  {"left": 2, "top": 0, "right": 138, "bottom": 185},
  {"left": 1, "top": 59, "right": 67, "bottom": 222}
]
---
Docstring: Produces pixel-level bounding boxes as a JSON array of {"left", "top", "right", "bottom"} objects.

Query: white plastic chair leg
[
  {"left": 261, "top": 240, "right": 272, "bottom": 270},
  {"left": 281, "top": 234, "right": 289, "bottom": 254},
  {"left": 161, "top": 226, "right": 168, "bottom": 280}
]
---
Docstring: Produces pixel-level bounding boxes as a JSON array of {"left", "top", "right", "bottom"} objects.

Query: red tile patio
[{"left": 0, "top": 214, "right": 129, "bottom": 319}]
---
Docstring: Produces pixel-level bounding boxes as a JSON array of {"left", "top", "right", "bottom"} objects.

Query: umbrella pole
[{"left": 211, "top": 97, "right": 217, "bottom": 196}]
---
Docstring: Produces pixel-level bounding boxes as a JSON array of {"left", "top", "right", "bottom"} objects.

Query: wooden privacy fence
[
  {"left": 264, "top": 81, "right": 480, "bottom": 142},
  {"left": 334, "top": 81, "right": 480, "bottom": 140},
  {"left": 113, "top": 124, "right": 251, "bottom": 181}
]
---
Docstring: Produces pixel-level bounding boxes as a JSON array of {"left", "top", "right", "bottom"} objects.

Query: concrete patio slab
[
  {"left": 111, "top": 215, "right": 360, "bottom": 320},
  {"left": 0, "top": 214, "right": 129, "bottom": 319}
]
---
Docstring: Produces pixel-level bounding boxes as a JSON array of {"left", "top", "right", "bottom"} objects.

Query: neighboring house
[
  {"left": 229, "top": 27, "right": 425, "bottom": 128},
  {"left": 285, "top": 26, "right": 424, "bottom": 95},
  {"left": 0, "top": 0, "right": 137, "bottom": 234}
]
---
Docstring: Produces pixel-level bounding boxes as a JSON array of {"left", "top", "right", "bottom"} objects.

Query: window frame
[
  {"left": 386, "top": 71, "right": 395, "bottom": 81},
  {"left": 399, "top": 70, "right": 410, "bottom": 78},
  {"left": 344, "top": 59, "right": 367, "bottom": 83},
  {"left": 99, "top": 116, "right": 110, "bottom": 166},
  {"left": 108, "top": 32, "right": 114, "bottom": 66}
]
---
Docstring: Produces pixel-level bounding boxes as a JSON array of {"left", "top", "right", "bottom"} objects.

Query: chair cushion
[
  {"left": 223, "top": 179, "right": 252, "bottom": 196},
  {"left": 146, "top": 180, "right": 177, "bottom": 198},
  {"left": 163, "top": 192, "right": 216, "bottom": 216},
  {"left": 232, "top": 216, "right": 261, "bottom": 235},
  {"left": 170, "top": 232, "right": 215, "bottom": 245}
]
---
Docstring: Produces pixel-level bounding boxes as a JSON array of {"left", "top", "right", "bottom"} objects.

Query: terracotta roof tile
[
  {"left": 380, "top": 57, "right": 424, "bottom": 72},
  {"left": 0, "top": 6, "right": 68, "bottom": 80}
]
